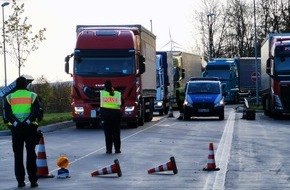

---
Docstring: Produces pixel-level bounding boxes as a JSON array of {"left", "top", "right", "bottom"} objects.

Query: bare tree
[
  {"left": 5, "top": 0, "right": 46, "bottom": 76},
  {"left": 193, "top": 0, "right": 290, "bottom": 59}
]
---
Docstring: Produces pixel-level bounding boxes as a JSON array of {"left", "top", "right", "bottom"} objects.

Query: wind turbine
[{"left": 160, "top": 28, "right": 186, "bottom": 51}]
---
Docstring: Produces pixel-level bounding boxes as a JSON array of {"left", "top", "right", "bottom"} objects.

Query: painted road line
[
  {"left": 203, "top": 109, "right": 236, "bottom": 190},
  {"left": 50, "top": 119, "right": 167, "bottom": 173}
]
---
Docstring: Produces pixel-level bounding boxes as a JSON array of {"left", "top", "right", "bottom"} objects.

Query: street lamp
[
  {"left": 253, "top": 0, "right": 259, "bottom": 105},
  {"left": 2, "top": 2, "right": 9, "bottom": 87},
  {"left": 207, "top": 13, "right": 215, "bottom": 61}
]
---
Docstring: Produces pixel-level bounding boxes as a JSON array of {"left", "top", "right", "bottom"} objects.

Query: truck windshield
[
  {"left": 205, "top": 70, "right": 229, "bottom": 80},
  {"left": 187, "top": 82, "right": 220, "bottom": 94},
  {"left": 275, "top": 56, "right": 290, "bottom": 72},
  {"left": 74, "top": 57, "right": 135, "bottom": 76}
]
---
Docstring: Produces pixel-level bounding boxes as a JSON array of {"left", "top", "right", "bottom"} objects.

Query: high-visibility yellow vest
[
  {"left": 176, "top": 87, "right": 185, "bottom": 101},
  {"left": 100, "top": 90, "right": 121, "bottom": 109},
  {"left": 6, "top": 90, "right": 37, "bottom": 122}
]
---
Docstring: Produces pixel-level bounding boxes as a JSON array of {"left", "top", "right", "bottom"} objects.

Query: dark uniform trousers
[
  {"left": 11, "top": 125, "right": 38, "bottom": 183},
  {"left": 100, "top": 108, "right": 121, "bottom": 152}
]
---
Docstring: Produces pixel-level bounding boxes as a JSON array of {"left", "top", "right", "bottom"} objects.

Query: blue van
[{"left": 183, "top": 78, "right": 226, "bottom": 120}]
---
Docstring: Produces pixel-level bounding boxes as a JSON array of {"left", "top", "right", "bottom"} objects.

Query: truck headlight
[
  {"left": 74, "top": 106, "right": 84, "bottom": 115},
  {"left": 273, "top": 94, "right": 283, "bottom": 109},
  {"left": 125, "top": 106, "right": 135, "bottom": 115}
]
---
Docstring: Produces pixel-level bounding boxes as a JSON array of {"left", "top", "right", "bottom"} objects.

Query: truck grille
[{"left": 280, "top": 84, "right": 290, "bottom": 110}]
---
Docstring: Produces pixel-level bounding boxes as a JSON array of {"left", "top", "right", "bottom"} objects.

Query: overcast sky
[{"left": 1, "top": 0, "right": 201, "bottom": 85}]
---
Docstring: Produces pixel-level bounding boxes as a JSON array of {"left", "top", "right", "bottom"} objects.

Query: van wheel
[{"left": 219, "top": 112, "right": 224, "bottom": 120}]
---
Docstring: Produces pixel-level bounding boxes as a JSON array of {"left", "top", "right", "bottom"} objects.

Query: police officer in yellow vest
[
  {"left": 175, "top": 82, "right": 185, "bottom": 120},
  {"left": 3, "top": 76, "right": 41, "bottom": 188},
  {"left": 100, "top": 80, "right": 123, "bottom": 154}
]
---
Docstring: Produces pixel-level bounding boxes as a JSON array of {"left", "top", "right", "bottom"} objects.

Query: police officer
[
  {"left": 175, "top": 82, "right": 185, "bottom": 120},
  {"left": 3, "top": 76, "right": 41, "bottom": 188},
  {"left": 100, "top": 80, "right": 123, "bottom": 154}
]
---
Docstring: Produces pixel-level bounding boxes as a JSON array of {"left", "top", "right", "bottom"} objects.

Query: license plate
[{"left": 198, "top": 109, "right": 209, "bottom": 112}]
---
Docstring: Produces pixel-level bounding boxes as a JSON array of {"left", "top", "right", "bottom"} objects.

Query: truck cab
[
  {"left": 155, "top": 54, "right": 166, "bottom": 115},
  {"left": 261, "top": 34, "right": 290, "bottom": 117},
  {"left": 203, "top": 58, "right": 239, "bottom": 103}
]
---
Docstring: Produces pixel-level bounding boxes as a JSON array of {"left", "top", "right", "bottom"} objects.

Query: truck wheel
[
  {"left": 145, "top": 98, "right": 154, "bottom": 122},
  {"left": 138, "top": 102, "right": 144, "bottom": 126}
]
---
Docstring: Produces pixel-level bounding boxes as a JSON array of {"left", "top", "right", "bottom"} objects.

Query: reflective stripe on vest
[
  {"left": 100, "top": 90, "right": 121, "bottom": 109},
  {"left": 6, "top": 90, "right": 37, "bottom": 122}
]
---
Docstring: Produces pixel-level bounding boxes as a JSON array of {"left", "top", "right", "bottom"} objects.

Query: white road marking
[
  {"left": 203, "top": 109, "right": 236, "bottom": 190},
  {"left": 50, "top": 119, "right": 167, "bottom": 173}
]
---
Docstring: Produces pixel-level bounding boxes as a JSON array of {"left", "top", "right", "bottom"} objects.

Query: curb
[{"left": 0, "top": 121, "right": 74, "bottom": 136}]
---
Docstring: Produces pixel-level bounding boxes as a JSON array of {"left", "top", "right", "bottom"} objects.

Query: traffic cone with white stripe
[
  {"left": 91, "top": 159, "right": 122, "bottom": 177},
  {"left": 203, "top": 143, "right": 220, "bottom": 171},
  {"left": 36, "top": 134, "right": 54, "bottom": 178},
  {"left": 148, "top": 156, "right": 178, "bottom": 174}
]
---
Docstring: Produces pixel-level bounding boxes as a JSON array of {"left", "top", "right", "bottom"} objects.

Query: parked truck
[
  {"left": 172, "top": 51, "right": 202, "bottom": 108},
  {"left": 203, "top": 58, "right": 240, "bottom": 103},
  {"left": 64, "top": 25, "right": 156, "bottom": 128},
  {"left": 261, "top": 33, "right": 290, "bottom": 118},
  {"left": 236, "top": 57, "right": 261, "bottom": 99},
  {"left": 154, "top": 51, "right": 174, "bottom": 116}
]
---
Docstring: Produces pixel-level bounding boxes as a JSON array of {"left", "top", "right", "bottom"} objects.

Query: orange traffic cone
[
  {"left": 91, "top": 159, "right": 122, "bottom": 177},
  {"left": 36, "top": 135, "right": 54, "bottom": 178},
  {"left": 148, "top": 156, "right": 178, "bottom": 174},
  {"left": 167, "top": 105, "right": 174, "bottom": 118},
  {"left": 203, "top": 143, "right": 220, "bottom": 171}
]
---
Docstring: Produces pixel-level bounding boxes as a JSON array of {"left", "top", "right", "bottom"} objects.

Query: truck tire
[
  {"left": 145, "top": 98, "right": 154, "bottom": 122},
  {"left": 138, "top": 102, "right": 144, "bottom": 126}
]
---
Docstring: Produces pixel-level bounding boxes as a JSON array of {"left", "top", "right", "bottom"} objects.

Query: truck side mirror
[
  {"left": 222, "top": 92, "right": 228, "bottom": 96},
  {"left": 182, "top": 69, "right": 185, "bottom": 79},
  {"left": 64, "top": 54, "right": 74, "bottom": 77},
  {"left": 222, "top": 83, "right": 226, "bottom": 89},
  {"left": 65, "top": 61, "right": 69, "bottom": 74},
  {"left": 139, "top": 55, "right": 146, "bottom": 74}
]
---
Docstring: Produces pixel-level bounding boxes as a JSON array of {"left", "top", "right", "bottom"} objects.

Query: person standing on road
[
  {"left": 3, "top": 76, "right": 41, "bottom": 188},
  {"left": 175, "top": 82, "right": 185, "bottom": 120},
  {"left": 100, "top": 80, "right": 123, "bottom": 154}
]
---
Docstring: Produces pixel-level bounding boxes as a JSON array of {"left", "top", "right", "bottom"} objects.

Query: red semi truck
[
  {"left": 261, "top": 33, "right": 290, "bottom": 118},
  {"left": 65, "top": 25, "right": 156, "bottom": 128}
]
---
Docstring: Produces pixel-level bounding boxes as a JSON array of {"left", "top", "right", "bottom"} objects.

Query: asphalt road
[{"left": 0, "top": 105, "right": 290, "bottom": 189}]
